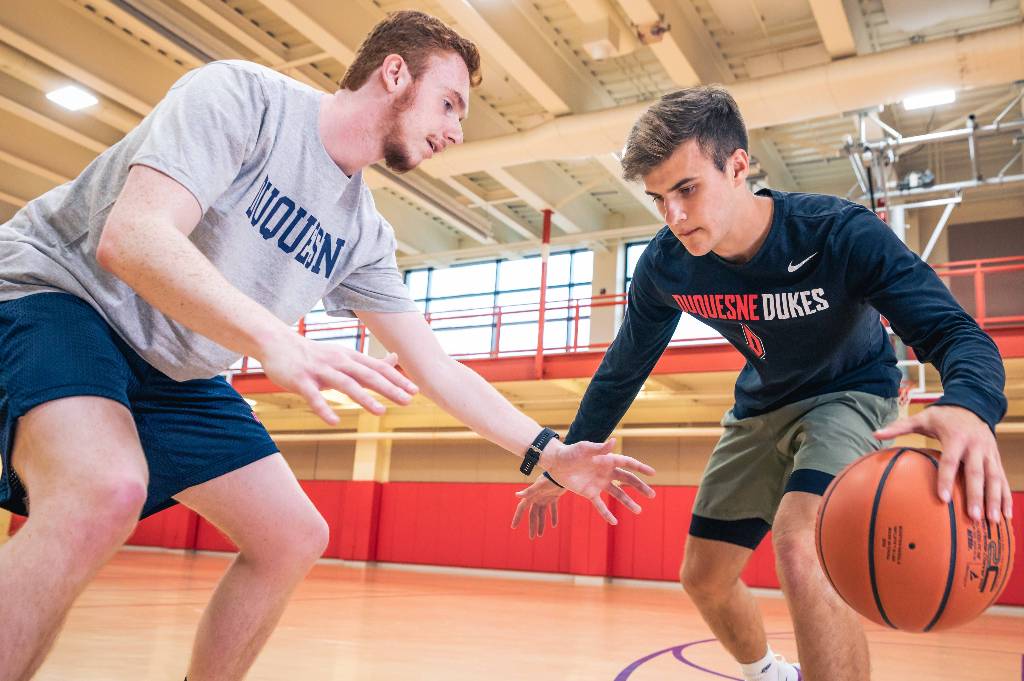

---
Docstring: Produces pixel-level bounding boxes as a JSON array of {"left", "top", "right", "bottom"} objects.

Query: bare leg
[
  {"left": 680, "top": 535, "right": 768, "bottom": 664},
  {"left": 175, "top": 454, "right": 329, "bottom": 681},
  {"left": 773, "top": 492, "right": 869, "bottom": 681},
  {"left": 0, "top": 397, "right": 148, "bottom": 681}
]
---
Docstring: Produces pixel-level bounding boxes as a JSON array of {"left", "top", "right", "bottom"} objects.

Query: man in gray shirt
[{"left": 0, "top": 11, "right": 654, "bottom": 680}]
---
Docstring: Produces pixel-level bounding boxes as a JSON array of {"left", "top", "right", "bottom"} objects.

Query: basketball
[{"left": 816, "top": 447, "right": 1015, "bottom": 632}]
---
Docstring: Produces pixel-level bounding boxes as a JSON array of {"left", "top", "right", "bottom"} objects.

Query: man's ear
[
  {"left": 380, "top": 53, "right": 408, "bottom": 93},
  {"left": 730, "top": 148, "right": 750, "bottom": 185}
]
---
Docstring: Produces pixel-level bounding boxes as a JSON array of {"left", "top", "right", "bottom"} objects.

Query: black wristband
[
  {"left": 542, "top": 471, "right": 564, "bottom": 488},
  {"left": 519, "top": 427, "right": 559, "bottom": 476}
]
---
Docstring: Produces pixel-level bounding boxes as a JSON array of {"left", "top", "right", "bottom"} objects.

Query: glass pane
[
  {"left": 542, "top": 320, "right": 569, "bottom": 349},
  {"left": 405, "top": 269, "right": 429, "bottom": 300},
  {"left": 574, "top": 318, "right": 591, "bottom": 348},
  {"left": 674, "top": 314, "right": 722, "bottom": 341},
  {"left": 427, "top": 294, "right": 494, "bottom": 314},
  {"left": 570, "top": 283, "right": 592, "bottom": 301},
  {"left": 546, "top": 252, "right": 571, "bottom": 286},
  {"left": 572, "top": 251, "right": 593, "bottom": 283},
  {"left": 429, "top": 262, "right": 496, "bottom": 297},
  {"left": 545, "top": 285, "right": 570, "bottom": 303},
  {"left": 434, "top": 326, "right": 494, "bottom": 356},
  {"left": 498, "top": 257, "right": 541, "bottom": 290},
  {"left": 625, "top": 242, "right": 650, "bottom": 280},
  {"left": 496, "top": 289, "right": 540, "bottom": 307},
  {"left": 498, "top": 322, "right": 539, "bottom": 353}
]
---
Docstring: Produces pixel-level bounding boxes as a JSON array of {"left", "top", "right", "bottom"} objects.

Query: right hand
[
  {"left": 512, "top": 439, "right": 656, "bottom": 537},
  {"left": 257, "top": 333, "right": 418, "bottom": 424}
]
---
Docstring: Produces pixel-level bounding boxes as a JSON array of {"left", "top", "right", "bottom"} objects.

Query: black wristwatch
[{"left": 519, "top": 427, "right": 560, "bottom": 476}]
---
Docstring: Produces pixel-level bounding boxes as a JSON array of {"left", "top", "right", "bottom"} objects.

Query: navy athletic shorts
[{"left": 0, "top": 292, "right": 279, "bottom": 518}]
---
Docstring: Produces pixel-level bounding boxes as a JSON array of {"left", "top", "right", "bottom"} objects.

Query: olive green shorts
[{"left": 689, "top": 390, "right": 898, "bottom": 548}]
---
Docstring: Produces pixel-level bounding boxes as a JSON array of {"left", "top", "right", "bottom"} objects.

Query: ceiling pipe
[{"left": 419, "top": 22, "right": 1024, "bottom": 178}]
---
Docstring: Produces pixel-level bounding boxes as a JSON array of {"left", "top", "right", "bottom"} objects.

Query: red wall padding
[{"left": 8, "top": 485, "right": 1023, "bottom": 606}]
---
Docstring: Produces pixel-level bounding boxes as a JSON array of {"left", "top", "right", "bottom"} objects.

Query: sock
[{"left": 740, "top": 647, "right": 777, "bottom": 680}]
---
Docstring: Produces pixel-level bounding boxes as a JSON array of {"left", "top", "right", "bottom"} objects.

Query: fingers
[
  {"left": 590, "top": 495, "right": 618, "bottom": 526},
  {"left": 511, "top": 498, "right": 528, "bottom": 529},
  {"left": 961, "top": 446, "right": 985, "bottom": 522},
  {"left": 1001, "top": 475, "right": 1013, "bottom": 520},
  {"left": 336, "top": 359, "right": 415, "bottom": 406},
  {"left": 295, "top": 378, "right": 340, "bottom": 425},
  {"left": 603, "top": 454, "right": 655, "bottom": 477},
  {"left": 551, "top": 499, "right": 558, "bottom": 528},
  {"left": 538, "top": 505, "right": 547, "bottom": 537},
  {"left": 350, "top": 351, "right": 419, "bottom": 395},
  {"left": 935, "top": 441, "right": 962, "bottom": 506},
  {"left": 317, "top": 368, "right": 385, "bottom": 414},
  {"left": 614, "top": 469, "right": 656, "bottom": 498},
  {"left": 873, "top": 415, "right": 925, "bottom": 440},
  {"left": 529, "top": 504, "right": 539, "bottom": 540},
  {"left": 983, "top": 454, "right": 1006, "bottom": 523},
  {"left": 608, "top": 484, "right": 641, "bottom": 514}
]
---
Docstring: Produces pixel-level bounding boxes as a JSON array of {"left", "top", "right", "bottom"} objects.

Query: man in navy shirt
[{"left": 512, "top": 87, "right": 1010, "bottom": 681}]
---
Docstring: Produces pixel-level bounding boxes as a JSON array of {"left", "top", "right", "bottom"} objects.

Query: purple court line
[{"left": 616, "top": 633, "right": 802, "bottom": 681}]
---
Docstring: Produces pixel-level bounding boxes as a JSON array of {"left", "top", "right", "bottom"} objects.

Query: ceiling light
[
  {"left": 902, "top": 89, "right": 956, "bottom": 111},
  {"left": 46, "top": 85, "right": 98, "bottom": 111}
]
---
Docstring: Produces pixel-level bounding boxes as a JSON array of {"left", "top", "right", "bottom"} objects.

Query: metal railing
[{"left": 232, "top": 256, "right": 1024, "bottom": 374}]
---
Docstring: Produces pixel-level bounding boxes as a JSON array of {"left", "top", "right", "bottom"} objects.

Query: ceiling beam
[
  {"left": 435, "top": 0, "right": 573, "bottom": 115},
  {"left": 488, "top": 168, "right": 582, "bottom": 233},
  {"left": 0, "top": 40, "right": 140, "bottom": 133},
  {"left": 612, "top": 0, "right": 731, "bottom": 86},
  {"left": 365, "top": 167, "right": 494, "bottom": 244},
  {"left": 807, "top": 0, "right": 857, "bottom": 58},
  {"left": 254, "top": 0, "right": 357, "bottom": 67},
  {"left": 0, "top": 0, "right": 184, "bottom": 115},
  {"left": 0, "top": 189, "right": 27, "bottom": 207},
  {"left": 0, "top": 148, "right": 70, "bottom": 184},
  {"left": 594, "top": 154, "right": 663, "bottom": 221},
  {"left": 0, "top": 94, "right": 106, "bottom": 153},
  {"left": 748, "top": 131, "right": 800, "bottom": 192},
  {"left": 442, "top": 177, "right": 538, "bottom": 241}
]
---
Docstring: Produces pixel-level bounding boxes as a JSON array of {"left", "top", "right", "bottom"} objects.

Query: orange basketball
[{"left": 815, "top": 447, "right": 1014, "bottom": 632}]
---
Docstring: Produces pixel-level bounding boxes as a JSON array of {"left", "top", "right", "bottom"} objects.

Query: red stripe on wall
[{"left": 8, "top": 485, "right": 1024, "bottom": 606}]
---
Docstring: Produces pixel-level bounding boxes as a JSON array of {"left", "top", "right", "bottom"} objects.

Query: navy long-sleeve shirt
[{"left": 565, "top": 189, "right": 1007, "bottom": 445}]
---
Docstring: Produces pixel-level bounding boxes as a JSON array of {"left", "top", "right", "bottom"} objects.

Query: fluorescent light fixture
[
  {"left": 46, "top": 85, "right": 98, "bottom": 111},
  {"left": 902, "top": 89, "right": 956, "bottom": 111}
]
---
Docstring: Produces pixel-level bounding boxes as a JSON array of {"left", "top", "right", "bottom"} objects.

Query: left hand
[
  {"left": 874, "top": 405, "right": 1012, "bottom": 522},
  {"left": 538, "top": 437, "right": 656, "bottom": 526}
]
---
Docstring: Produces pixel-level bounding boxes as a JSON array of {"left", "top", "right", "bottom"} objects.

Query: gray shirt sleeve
[
  {"left": 129, "top": 62, "right": 266, "bottom": 212},
  {"left": 323, "top": 216, "right": 417, "bottom": 318}
]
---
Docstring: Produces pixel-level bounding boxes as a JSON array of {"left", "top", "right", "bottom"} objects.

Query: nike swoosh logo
[{"left": 787, "top": 252, "right": 818, "bottom": 273}]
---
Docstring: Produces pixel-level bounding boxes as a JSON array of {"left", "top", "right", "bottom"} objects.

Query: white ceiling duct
[
  {"left": 882, "top": 0, "right": 990, "bottom": 33},
  {"left": 420, "top": 22, "right": 1024, "bottom": 179}
]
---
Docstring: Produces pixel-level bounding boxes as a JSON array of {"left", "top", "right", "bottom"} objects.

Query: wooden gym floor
[{"left": 31, "top": 549, "right": 1024, "bottom": 681}]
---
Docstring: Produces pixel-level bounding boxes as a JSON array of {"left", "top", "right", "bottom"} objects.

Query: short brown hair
[
  {"left": 621, "top": 86, "right": 748, "bottom": 182},
  {"left": 340, "top": 11, "right": 482, "bottom": 91}
]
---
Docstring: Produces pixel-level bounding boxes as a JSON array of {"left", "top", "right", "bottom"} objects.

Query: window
[
  {"left": 622, "top": 240, "right": 723, "bottom": 343},
  {"left": 404, "top": 249, "right": 593, "bottom": 356}
]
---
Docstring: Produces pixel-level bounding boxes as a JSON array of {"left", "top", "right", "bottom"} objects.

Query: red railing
[{"left": 231, "top": 256, "right": 1024, "bottom": 374}]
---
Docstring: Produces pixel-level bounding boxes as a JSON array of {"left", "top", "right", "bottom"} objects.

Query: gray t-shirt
[{"left": 0, "top": 60, "right": 416, "bottom": 381}]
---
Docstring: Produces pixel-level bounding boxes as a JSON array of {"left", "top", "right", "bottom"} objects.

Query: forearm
[{"left": 97, "top": 215, "right": 291, "bottom": 359}]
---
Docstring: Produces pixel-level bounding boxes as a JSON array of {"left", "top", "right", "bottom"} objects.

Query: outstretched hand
[{"left": 512, "top": 438, "right": 656, "bottom": 537}]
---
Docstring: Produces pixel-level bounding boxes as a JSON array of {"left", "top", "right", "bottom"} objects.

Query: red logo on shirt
[{"left": 741, "top": 323, "right": 766, "bottom": 360}]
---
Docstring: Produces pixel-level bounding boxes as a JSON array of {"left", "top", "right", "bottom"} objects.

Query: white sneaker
[{"left": 776, "top": 655, "right": 801, "bottom": 681}]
